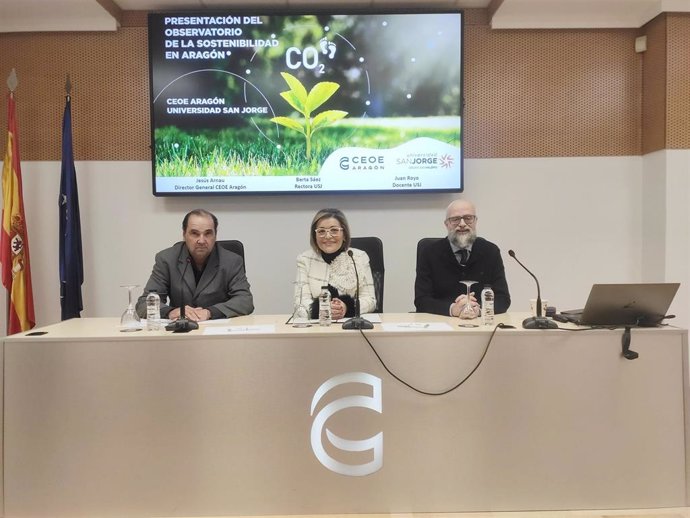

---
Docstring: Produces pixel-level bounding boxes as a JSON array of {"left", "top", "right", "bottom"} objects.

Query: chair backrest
[
  {"left": 350, "top": 236, "right": 384, "bottom": 313},
  {"left": 416, "top": 237, "right": 444, "bottom": 270},
  {"left": 217, "top": 239, "right": 246, "bottom": 272}
]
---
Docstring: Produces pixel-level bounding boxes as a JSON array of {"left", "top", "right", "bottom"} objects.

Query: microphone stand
[
  {"left": 165, "top": 256, "right": 199, "bottom": 333},
  {"left": 508, "top": 249, "right": 557, "bottom": 330},
  {"left": 342, "top": 250, "right": 374, "bottom": 330}
]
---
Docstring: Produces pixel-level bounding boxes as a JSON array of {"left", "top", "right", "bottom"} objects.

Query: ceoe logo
[{"left": 310, "top": 372, "right": 383, "bottom": 476}]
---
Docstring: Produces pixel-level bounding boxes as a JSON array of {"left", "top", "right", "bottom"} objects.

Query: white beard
[{"left": 449, "top": 229, "right": 476, "bottom": 249}]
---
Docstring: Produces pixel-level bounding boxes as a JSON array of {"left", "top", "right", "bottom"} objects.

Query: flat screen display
[{"left": 148, "top": 9, "right": 463, "bottom": 196}]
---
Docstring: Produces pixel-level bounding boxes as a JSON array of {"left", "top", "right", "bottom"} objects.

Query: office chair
[
  {"left": 350, "top": 236, "right": 384, "bottom": 313},
  {"left": 416, "top": 237, "right": 443, "bottom": 269},
  {"left": 217, "top": 239, "right": 246, "bottom": 272}
]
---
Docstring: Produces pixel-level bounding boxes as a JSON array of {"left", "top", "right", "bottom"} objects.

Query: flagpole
[{"left": 5, "top": 69, "right": 16, "bottom": 332}]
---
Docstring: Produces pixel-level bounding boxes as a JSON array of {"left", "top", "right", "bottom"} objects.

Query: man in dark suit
[
  {"left": 415, "top": 199, "right": 510, "bottom": 317},
  {"left": 136, "top": 209, "right": 253, "bottom": 321}
]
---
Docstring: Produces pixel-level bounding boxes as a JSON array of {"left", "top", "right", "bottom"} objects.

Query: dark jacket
[
  {"left": 414, "top": 237, "right": 510, "bottom": 315},
  {"left": 136, "top": 241, "right": 254, "bottom": 319}
]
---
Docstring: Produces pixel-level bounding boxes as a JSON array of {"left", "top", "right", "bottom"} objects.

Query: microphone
[
  {"left": 508, "top": 249, "right": 557, "bottom": 330},
  {"left": 165, "top": 256, "right": 199, "bottom": 333},
  {"left": 342, "top": 250, "right": 374, "bottom": 330}
]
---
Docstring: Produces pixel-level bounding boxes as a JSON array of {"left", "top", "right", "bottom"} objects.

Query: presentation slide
[{"left": 148, "top": 11, "right": 463, "bottom": 195}]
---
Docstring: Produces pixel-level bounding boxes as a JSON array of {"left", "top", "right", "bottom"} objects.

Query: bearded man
[{"left": 414, "top": 199, "right": 511, "bottom": 317}]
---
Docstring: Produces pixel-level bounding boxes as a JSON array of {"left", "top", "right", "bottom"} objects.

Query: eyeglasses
[
  {"left": 315, "top": 227, "right": 343, "bottom": 238},
  {"left": 446, "top": 215, "right": 477, "bottom": 226}
]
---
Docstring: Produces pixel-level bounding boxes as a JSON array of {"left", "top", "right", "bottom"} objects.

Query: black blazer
[{"left": 414, "top": 237, "right": 510, "bottom": 316}]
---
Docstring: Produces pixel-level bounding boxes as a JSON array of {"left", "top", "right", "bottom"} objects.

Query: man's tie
[{"left": 456, "top": 248, "right": 469, "bottom": 266}]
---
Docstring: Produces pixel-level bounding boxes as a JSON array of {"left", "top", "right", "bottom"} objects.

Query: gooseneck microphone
[
  {"left": 508, "top": 249, "right": 557, "bottom": 330},
  {"left": 342, "top": 250, "right": 374, "bottom": 330},
  {"left": 165, "top": 257, "right": 199, "bottom": 333}
]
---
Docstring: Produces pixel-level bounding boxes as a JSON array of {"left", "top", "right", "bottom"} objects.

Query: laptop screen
[{"left": 578, "top": 283, "right": 679, "bottom": 326}]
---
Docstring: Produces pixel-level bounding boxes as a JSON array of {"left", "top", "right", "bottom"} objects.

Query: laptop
[{"left": 560, "top": 283, "right": 680, "bottom": 326}]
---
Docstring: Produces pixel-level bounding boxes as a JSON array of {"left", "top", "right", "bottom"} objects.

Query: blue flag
[{"left": 59, "top": 95, "right": 83, "bottom": 320}]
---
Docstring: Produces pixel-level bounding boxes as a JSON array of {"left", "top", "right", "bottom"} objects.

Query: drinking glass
[
  {"left": 292, "top": 303, "right": 311, "bottom": 328},
  {"left": 458, "top": 280, "right": 478, "bottom": 319},
  {"left": 120, "top": 284, "right": 142, "bottom": 331},
  {"left": 292, "top": 282, "right": 312, "bottom": 328}
]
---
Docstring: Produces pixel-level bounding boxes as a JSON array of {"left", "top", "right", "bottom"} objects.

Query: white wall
[
  {"left": 2, "top": 155, "right": 654, "bottom": 333},
  {"left": 658, "top": 150, "right": 690, "bottom": 328},
  {"left": 641, "top": 150, "right": 667, "bottom": 280}
]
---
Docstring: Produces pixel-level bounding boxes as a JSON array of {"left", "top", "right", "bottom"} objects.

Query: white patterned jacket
[{"left": 293, "top": 248, "right": 376, "bottom": 317}]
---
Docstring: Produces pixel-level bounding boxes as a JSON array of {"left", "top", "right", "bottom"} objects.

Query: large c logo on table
[{"left": 310, "top": 372, "right": 383, "bottom": 476}]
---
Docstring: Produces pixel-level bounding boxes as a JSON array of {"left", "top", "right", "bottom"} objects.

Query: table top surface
[{"left": 4, "top": 312, "right": 685, "bottom": 342}]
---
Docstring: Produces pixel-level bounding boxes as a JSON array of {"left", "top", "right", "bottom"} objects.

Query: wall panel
[
  {"left": 1, "top": 23, "right": 149, "bottom": 160},
  {"left": 666, "top": 13, "right": 690, "bottom": 149},
  {"left": 466, "top": 26, "right": 641, "bottom": 157},
  {"left": 641, "top": 14, "right": 668, "bottom": 154}
]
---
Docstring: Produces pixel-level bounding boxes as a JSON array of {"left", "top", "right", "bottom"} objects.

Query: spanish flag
[{"left": 1, "top": 91, "right": 35, "bottom": 334}]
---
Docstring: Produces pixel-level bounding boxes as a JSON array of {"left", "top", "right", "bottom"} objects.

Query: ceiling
[{"left": 0, "top": 0, "right": 689, "bottom": 32}]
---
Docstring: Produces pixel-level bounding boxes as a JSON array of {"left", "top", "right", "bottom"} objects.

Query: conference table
[{"left": 1, "top": 313, "right": 688, "bottom": 517}]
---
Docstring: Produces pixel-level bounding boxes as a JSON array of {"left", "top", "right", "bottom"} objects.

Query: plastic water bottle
[
  {"left": 318, "top": 286, "right": 332, "bottom": 326},
  {"left": 481, "top": 285, "right": 495, "bottom": 326},
  {"left": 146, "top": 290, "right": 161, "bottom": 331}
]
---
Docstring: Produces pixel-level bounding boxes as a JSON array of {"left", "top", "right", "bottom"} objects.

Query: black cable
[
  {"left": 545, "top": 322, "right": 650, "bottom": 359},
  {"left": 357, "top": 318, "right": 656, "bottom": 394},
  {"left": 356, "top": 322, "right": 510, "bottom": 396},
  {"left": 621, "top": 325, "right": 638, "bottom": 359},
  {"left": 553, "top": 321, "right": 668, "bottom": 332}
]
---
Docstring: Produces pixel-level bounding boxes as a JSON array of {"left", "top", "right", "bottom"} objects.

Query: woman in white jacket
[{"left": 294, "top": 208, "right": 376, "bottom": 320}]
